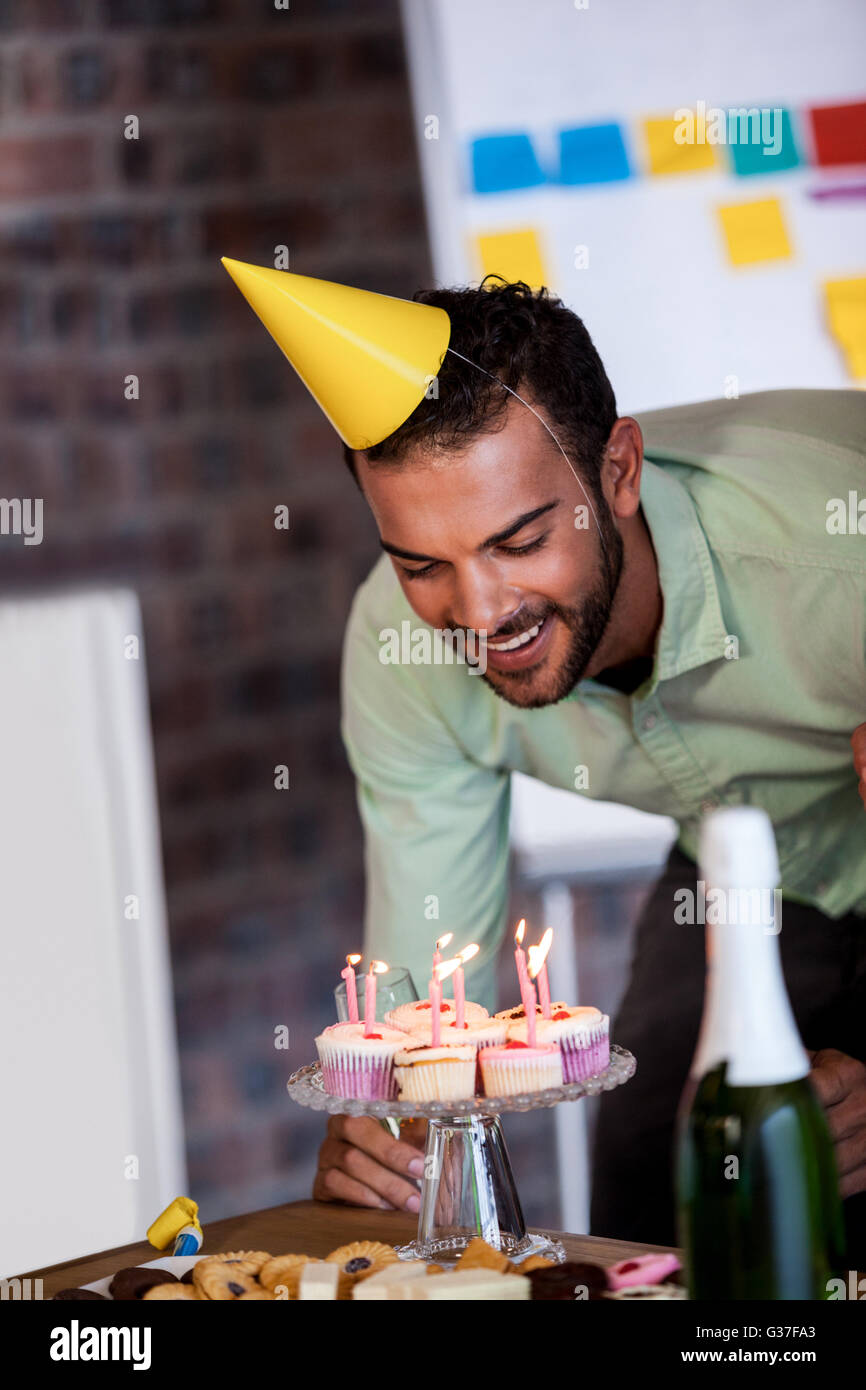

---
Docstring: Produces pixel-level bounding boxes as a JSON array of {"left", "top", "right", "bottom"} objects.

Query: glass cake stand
[{"left": 287, "top": 1044, "right": 636, "bottom": 1264}]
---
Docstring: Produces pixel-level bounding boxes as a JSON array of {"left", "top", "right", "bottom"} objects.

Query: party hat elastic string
[{"left": 445, "top": 346, "right": 607, "bottom": 553}]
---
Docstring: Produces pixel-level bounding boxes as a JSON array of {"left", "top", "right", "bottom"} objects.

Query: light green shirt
[{"left": 341, "top": 390, "right": 866, "bottom": 1007}]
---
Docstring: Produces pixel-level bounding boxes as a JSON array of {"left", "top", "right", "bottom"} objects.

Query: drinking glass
[{"left": 334, "top": 965, "right": 418, "bottom": 1024}]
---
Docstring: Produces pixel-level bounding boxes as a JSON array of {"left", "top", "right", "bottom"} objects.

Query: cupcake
[
  {"left": 315, "top": 1022, "right": 414, "bottom": 1099},
  {"left": 479, "top": 1040, "right": 563, "bottom": 1097},
  {"left": 494, "top": 1001, "right": 568, "bottom": 1022},
  {"left": 393, "top": 1043, "right": 477, "bottom": 1102},
  {"left": 407, "top": 1017, "right": 507, "bottom": 1051},
  {"left": 506, "top": 1007, "right": 609, "bottom": 1083},
  {"left": 385, "top": 999, "right": 488, "bottom": 1033}
]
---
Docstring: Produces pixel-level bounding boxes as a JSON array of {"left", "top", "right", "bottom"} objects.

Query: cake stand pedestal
[{"left": 287, "top": 1044, "right": 636, "bottom": 1264}]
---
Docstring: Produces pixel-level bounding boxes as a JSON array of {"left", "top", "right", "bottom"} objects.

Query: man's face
[{"left": 356, "top": 398, "right": 624, "bottom": 709}]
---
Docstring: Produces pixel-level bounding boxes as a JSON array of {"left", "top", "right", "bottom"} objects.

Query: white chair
[
  {"left": 509, "top": 772, "right": 676, "bottom": 1233},
  {"left": 0, "top": 587, "right": 186, "bottom": 1277}
]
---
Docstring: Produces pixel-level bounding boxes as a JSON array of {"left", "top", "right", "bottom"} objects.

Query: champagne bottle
[{"left": 675, "top": 806, "right": 845, "bottom": 1300}]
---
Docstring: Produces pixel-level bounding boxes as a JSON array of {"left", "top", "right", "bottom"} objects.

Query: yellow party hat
[{"left": 221, "top": 258, "right": 451, "bottom": 449}]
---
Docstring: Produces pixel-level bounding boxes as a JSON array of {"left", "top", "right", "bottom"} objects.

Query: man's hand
[
  {"left": 851, "top": 723, "right": 866, "bottom": 807},
  {"left": 313, "top": 1116, "right": 426, "bottom": 1211},
  {"left": 808, "top": 1048, "right": 866, "bottom": 1198}
]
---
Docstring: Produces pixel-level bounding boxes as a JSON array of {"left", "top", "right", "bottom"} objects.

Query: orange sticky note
[
  {"left": 717, "top": 197, "right": 792, "bottom": 266},
  {"left": 475, "top": 228, "right": 549, "bottom": 288},
  {"left": 643, "top": 116, "right": 718, "bottom": 176}
]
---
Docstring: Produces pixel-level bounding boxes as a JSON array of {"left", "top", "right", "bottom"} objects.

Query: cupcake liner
[
  {"left": 560, "top": 1028, "right": 610, "bottom": 1084},
  {"left": 316, "top": 1041, "right": 399, "bottom": 1100},
  {"left": 394, "top": 1057, "right": 477, "bottom": 1102},
  {"left": 480, "top": 1049, "right": 563, "bottom": 1097}
]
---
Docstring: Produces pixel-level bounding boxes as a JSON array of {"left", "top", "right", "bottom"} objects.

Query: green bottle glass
[{"left": 675, "top": 808, "right": 846, "bottom": 1300}]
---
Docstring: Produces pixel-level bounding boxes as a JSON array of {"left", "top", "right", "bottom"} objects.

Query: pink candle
[
  {"left": 529, "top": 929, "right": 554, "bottom": 1020},
  {"left": 453, "top": 943, "right": 479, "bottom": 1030},
  {"left": 341, "top": 953, "right": 361, "bottom": 1024},
  {"left": 429, "top": 975, "right": 442, "bottom": 1047},
  {"left": 364, "top": 961, "right": 387, "bottom": 1037},
  {"left": 514, "top": 920, "right": 529, "bottom": 995},
  {"left": 521, "top": 978, "right": 538, "bottom": 1048}
]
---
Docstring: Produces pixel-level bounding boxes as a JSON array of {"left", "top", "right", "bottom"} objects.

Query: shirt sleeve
[{"left": 340, "top": 578, "right": 511, "bottom": 1012}]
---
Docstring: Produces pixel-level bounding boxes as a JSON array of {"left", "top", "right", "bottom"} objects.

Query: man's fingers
[
  {"left": 335, "top": 1115, "right": 426, "bottom": 1178},
  {"left": 808, "top": 1049, "right": 864, "bottom": 1107},
  {"left": 317, "top": 1136, "right": 420, "bottom": 1211},
  {"left": 313, "top": 1162, "right": 393, "bottom": 1209}
]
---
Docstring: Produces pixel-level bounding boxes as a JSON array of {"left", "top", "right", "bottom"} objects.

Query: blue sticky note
[
  {"left": 727, "top": 107, "right": 800, "bottom": 175},
  {"left": 557, "top": 122, "right": 631, "bottom": 185},
  {"left": 471, "top": 133, "right": 547, "bottom": 194}
]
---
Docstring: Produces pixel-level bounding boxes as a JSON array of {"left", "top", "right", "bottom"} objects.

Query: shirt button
[
  {"left": 700, "top": 798, "right": 718, "bottom": 814},
  {"left": 641, "top": 713, "right": 657, "bottom": 732}
]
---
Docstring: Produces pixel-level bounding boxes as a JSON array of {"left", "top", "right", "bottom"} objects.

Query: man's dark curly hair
[{"left": 343, "top": 277, "right": 618, "bottom": 496}]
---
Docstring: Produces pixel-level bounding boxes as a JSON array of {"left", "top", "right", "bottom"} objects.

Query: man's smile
[{"left": 479, "top": 612, "right": 557, "bottom": 674}]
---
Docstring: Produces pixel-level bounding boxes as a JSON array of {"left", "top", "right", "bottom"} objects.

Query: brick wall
[{"left": 0, "top": 0, "right": 433, "bottom": 1220}]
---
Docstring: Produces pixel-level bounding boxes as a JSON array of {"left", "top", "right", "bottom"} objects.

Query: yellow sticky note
[
  {"left": 843, "top": 345, "right": 866, "bottom": 380},
  {"left": 643, "top": 117, "right": 718, "bottom": 175},
  {"left": 717, "top": 197, "right": 792, "bottom": 266},
  {"left": 823, "top": 276, "right": 866, "bottom": 346},
  {"left": 475, "top": 228, "right": 549, "bottom": 288}
]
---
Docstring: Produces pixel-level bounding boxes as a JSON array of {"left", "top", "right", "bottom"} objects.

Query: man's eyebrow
[{"left": 379, "top": 500, "right": 561, "bottom": 563}]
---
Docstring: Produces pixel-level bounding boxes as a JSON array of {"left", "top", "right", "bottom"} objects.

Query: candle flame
[
  {"left": 514, "top": 919, "right": 526, "bottom": 946},
  {"left": 435, "top": 933, "right": 454, "bottom": 952},
  {"left": 527, "top": 929, "right": 553, "bottom": 980},
  {"left": 435, "top": 956, "right": 462, "bottom": 983},
  {"left": 346, "top": 953, "right": 362, "bottom": 967},
  {"left": 370, "top": 959, "right": 389, "bottom": 975},
  {"left": 458, "top": 943, "right": 479, "bottom": 964}
]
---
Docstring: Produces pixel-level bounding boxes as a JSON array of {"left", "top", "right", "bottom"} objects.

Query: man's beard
[{"left": 481, "top": 500, "right": 624, "bottom": 710}]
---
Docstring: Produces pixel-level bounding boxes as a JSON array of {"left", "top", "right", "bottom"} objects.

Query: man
[
  {"left": 220, "top": 260, "right": 866, "bottom": 1256},
  {"left": 308, "top": 278, "right": 866, "bottom": 1259}
]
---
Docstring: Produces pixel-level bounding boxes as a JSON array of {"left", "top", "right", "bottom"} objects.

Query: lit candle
[
  {"left": 429, "top": 973, "right": 443, "bottom": 1047},
  {"left": 364, "top": 960, "right": 388, "bottom": 1037},
  {"left": 433, "top": 932, "right": 453, "bottom": 973},
  {"left": 528, "top": 929, "right": 553, "bottom": 1020},
  {"left": 341, "top": 953, "right": 362, "bottom": 1024},
  {"left": 514, "top": 919, "right": 529, "bottom": 996},
  {"left": 454, "top": 943, "right": 479, "bottom": 1029},
  {"left": 521, "top": 976, "right": 538, "bottom": 1049}
]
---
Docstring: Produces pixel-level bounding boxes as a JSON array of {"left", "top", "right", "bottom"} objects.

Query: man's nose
[{"left": 450, "top": 565, "right": 519, "bottom": 635}]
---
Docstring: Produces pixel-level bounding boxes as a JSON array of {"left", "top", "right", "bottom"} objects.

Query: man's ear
[{"left": 603, "top": 417, "right": 643, "bottom": 520}]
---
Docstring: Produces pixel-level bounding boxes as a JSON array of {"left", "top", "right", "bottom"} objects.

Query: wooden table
[{"left": 19, "top": 1200, "right": 677, "bottom": 1296}]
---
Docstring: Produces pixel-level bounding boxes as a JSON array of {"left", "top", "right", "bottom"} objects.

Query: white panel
[{"left": 0, "top": 589, "right": 186, "bottom": 1276}]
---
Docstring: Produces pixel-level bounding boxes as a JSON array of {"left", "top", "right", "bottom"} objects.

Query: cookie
[
  {"left": 198, "top": 1250, "right": 270, "bottom": 1276},
  {"left": 193, "top": 1258, "right": 260, "bottom": 1301},
  {"left": 109, "top": 1267, "right": 179, "bottom": 1301},
  {"left": 325, "top": 1241, "right": 398, "bottom": 1299},
  {"left": 53, "top": 1288, "right": 109, "bottom": 1300},
  {"left": 259, "top": 1254, "right": 320, "bottom": 1298},
  {"left": 520, "top": 1255, "right": 555, "bottom": 1273},
  {"left": 237, "top": 1288, "right": 275, "bottom": 1300},
  {"left": 142, "top": 1283, "right": 201, "bottom": 1300},
  {"left": 527, "top": 1261, "right": 608, "bottom": 1301},
  {"left": 455, "top": 1238, "right": 510, "bottom": 1274}
]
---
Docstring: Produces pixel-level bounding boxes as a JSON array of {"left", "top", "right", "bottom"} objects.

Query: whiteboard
[{"left": 402, "top": 0, "right": 866, "bottom": 412}]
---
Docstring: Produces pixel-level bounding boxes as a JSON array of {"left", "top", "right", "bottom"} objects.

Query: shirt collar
[{"left": 638, "top": 457, "right": 729, "bottom": 686}]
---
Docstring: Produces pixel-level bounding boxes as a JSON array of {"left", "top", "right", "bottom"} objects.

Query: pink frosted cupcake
[
  {"left": 407, "top": 1017, "right": 508, "bottom": 1094},
  {"left": 494, "top": 1001, "right": 568, "bottom": 1022},
  {"left": 385, "top": 999, "right": 488, "bottom": 1033},
  {"left": 315, "top": 1022, "right": 414, "bottom": 1100},
  {"left": 479, "top": 1040, "right": 563, "bottom": 1097},
  {"left": 506, "top": 1007, "right": 609, "bottom": 1083}
]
